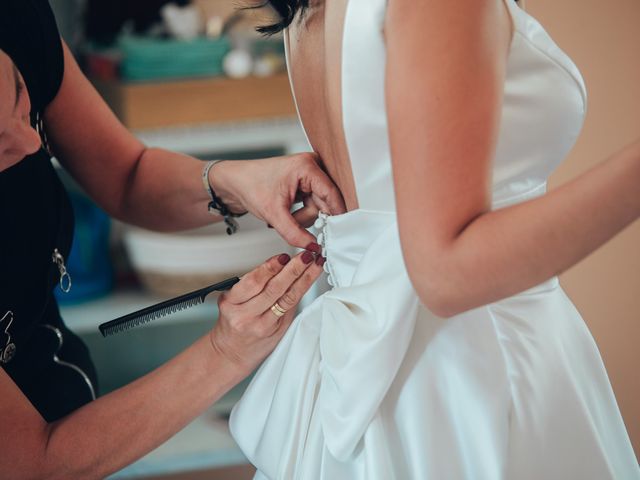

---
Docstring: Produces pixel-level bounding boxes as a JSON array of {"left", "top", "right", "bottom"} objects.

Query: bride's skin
[{"left": 287, "top": 0, "right": 640, "bottom": 317}]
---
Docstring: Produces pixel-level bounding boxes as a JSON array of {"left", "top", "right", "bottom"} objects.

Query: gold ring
[{"left": 270, "top": 302, "right": 287, "bottom": 317}]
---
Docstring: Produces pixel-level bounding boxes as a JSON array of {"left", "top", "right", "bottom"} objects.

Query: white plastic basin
[{"left": 123, "top": 215, "right": 294, "bottom": 296}]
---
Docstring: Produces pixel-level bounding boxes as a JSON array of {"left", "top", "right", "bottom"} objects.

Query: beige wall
[{"left": 527, "top": 0, "right": 640, "bottom": 458}]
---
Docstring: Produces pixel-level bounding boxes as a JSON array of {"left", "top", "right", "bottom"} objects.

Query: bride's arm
[{"left": 385, "top": 0, "right": 640, "bottom": 317}]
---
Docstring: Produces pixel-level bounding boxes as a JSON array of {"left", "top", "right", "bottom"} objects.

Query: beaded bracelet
[{"left": 202, "top": 160, "right": 247, "bottom": 235}]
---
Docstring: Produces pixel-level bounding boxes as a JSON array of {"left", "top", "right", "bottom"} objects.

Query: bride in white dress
[{"left": 230, "top": 0, "right": 640, "bottom": 478}]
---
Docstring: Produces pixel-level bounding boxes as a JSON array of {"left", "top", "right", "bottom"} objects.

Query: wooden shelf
[{"left": 92, "top": 74, "right": 297, "bottom": 130}]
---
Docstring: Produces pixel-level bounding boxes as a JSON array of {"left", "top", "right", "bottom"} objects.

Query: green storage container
[{"left": 119, "top": 35, "right": 231, "bottom": 82}]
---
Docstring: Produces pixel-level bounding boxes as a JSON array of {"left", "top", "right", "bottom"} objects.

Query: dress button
[
  {"left": 314, "top": 217, "right": 325, "bottom": 230},
  {"left": 317, "top": 232, "right": 325, "bottom": 246}
]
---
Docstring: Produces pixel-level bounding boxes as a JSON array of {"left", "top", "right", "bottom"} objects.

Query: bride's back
[{"left": 285, "top": 1, "right": 359, "bottom": 210}]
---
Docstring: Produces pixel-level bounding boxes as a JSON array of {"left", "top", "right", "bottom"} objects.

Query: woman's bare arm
[
  {"left": 44, "top": 41, "right": 344, "bottom": 246},
  {"left": 0, "top": 252, "right": 324, "bottom": 479},
  {"left": 0, "top": 335, "right": 240, "bottom": 480},
  {"left": 385, "top": 0, "right": 640, "bottom": 317}
]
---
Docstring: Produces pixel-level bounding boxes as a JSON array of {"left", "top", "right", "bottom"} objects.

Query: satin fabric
[{"left": 230, "top": 0, "right": 639, "bottom": 478}]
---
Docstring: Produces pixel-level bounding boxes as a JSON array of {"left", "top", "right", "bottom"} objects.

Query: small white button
[
  {"left": 314, "top": 218, "right": 325, "bottom": 229},
  {"left": 317, "top": 232, "right": 324, "bottom": 246}
]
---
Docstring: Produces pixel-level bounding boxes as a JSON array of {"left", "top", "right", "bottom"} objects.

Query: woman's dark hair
[
  {"left": 255, "top": 0, "right": 309, "bottom": 35},
  {"left": 257, "top": 0, "right": 518, "bottom": 35}
]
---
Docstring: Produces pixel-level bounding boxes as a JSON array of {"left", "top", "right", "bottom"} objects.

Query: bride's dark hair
[
  {"left": 253, "top": 0, "right": 309, "bottom": 35},
  {"left": 255, "top": 0, "right": 518, "bottom": 35}
]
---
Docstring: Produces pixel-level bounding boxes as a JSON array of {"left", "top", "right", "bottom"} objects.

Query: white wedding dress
[{"left": 230, "top": 0, "right": 639, "bottom": 478}]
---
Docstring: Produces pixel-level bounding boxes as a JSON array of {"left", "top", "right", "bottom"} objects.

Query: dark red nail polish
[
  {"left": 267, "top": 224, "right": 273, "bottom": 229},
  {"left": 278, "top": 254, "right": 291, "bottom": 265},
  {"left": 316, "top": 255, "right": 326, "bottom": 267},
  {"left": 302, "top": 251, "right": 314, "bottom": 264},
  {"left": 306, "top": 242, "right": 321, "bottom": 254}
]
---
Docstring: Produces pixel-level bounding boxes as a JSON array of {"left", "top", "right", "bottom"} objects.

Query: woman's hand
[
  {"left": 208, "top": 153, "right": 347, "bottom": 248},
  {"left": 210, "top": 249, "right": 325, "bottom": 375},
  {"left": 0, "top": 249, "right": 325, "bottom": 480},
  {"left": 43, "top": 42, "right": 345, "bottom": 237}
]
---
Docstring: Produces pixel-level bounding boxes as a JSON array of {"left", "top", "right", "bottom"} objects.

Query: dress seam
[
  {"left": 485, "top": 305, "right": 515, "bottom": 479},
  {"left": 513, "top": 30, "right": 588, "bottom": 113}
]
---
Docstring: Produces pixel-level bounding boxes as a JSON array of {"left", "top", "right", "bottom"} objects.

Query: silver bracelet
[{"left": 202, "top": 160, "right": 245, "bottom": 235}]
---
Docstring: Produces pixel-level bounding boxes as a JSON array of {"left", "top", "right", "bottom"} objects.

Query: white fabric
[{"left": 229, "top": 0, "right": 640, "bottom": 478}]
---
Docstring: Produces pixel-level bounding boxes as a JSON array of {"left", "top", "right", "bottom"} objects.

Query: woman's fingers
[
  {"left": 292, "top": 196, "right": 321, "bottom": 228},
  {"left": 245, "top": 250, "right": 319, "bottom": 314},
  {"left": 265, "top": 308, "right": 296, "bottom": 344},
  {"left": 209, "top": 250, "right": 324, "bottom": 375},
  {"left": 305, "top": 167, "right": 346, "bottom": 216},
  {"left": 263, "top": 153, "right": 344, "bottom": 248},
  {"left": 264, "top": 255, "right": 325, "bottom": 324},
  {"left": 293, "top": 152, "right": 346, "bottom": 216},
  {"left": 268, "top": 205, "right": 317, "bottom": 249},
  {"left": 224, "top": 253, "right": 291, "bottom": 305}
]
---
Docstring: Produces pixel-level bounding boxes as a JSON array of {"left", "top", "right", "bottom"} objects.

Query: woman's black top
[{"left": 0, "top": 0, "right": 98, "bottom": 422}]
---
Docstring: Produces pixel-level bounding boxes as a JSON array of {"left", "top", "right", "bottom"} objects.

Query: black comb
[{"left": 99, "top": 276, "right": 240, "bottom": 337}]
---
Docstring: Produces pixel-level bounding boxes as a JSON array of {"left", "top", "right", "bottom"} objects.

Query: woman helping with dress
[
  {"left": 230, "top": 0, "right": 640, "bottom": 478},
  {"left": 0, "top": 0, "right": 349, "bottom": 477}
]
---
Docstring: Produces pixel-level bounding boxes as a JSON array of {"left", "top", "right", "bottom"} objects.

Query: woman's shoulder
[{"left": 0, "top": 0, "right": 63, "bottom": 113}]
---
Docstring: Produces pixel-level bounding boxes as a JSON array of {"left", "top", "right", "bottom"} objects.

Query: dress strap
[{"left": 341, "top": 0, "right": 396, "bottom": 212}]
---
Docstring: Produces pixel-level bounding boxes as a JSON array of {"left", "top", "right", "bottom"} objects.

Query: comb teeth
[
  {"left": 101, "top": 296, "right": 204, "bottom": 337},
  {"left": 99, "top": 276, "right": 240, "bottom": 337}
]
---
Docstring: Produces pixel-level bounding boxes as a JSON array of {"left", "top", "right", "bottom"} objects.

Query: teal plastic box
[{"left": 119, "top": 35, "right": 231, "bottom": 82}]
